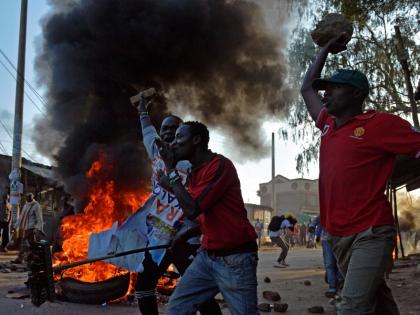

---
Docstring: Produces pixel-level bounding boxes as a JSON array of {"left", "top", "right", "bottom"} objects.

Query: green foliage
[{"left": 285, "top": 0, "right": 420, "bottom": 174}]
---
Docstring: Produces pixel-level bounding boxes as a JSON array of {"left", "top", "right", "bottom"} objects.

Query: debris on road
[
  {"left": 308, "top": 305, "right": 325, "bottom": 313},
  {"left": 263, "top": 290, "right": 281, "bottom": 302},
  {"left": 258, "top": 302, "right": 271, "bottom": 312},
  {"left": 273, "top": 303, "right": 288, "bottom": 312}
]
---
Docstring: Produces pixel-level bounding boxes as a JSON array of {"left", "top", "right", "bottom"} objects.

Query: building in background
[
  {"left": 0, "top": 154, "right": 63, "bottom": 243},
  {"left": 257, "top": 175, "right": 319, "bottom": 222},
  {"left": 244, "top": 203, "right": 273, "bottom": 243}
]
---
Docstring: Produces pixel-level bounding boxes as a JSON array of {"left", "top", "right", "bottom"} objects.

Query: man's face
[
  {"left": 26, "top": 194, "right": 33, "bottom": 202},
  {"left": 322, "top": 83, "right": 357, "bottom": 116},
  {"left": 160, "top": 116, "right": 181, "bottom": 144},
  {"left": 172, "top": 125, "right": 195, "bottom": 161}
]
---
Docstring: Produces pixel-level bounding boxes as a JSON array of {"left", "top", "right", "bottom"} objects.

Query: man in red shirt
[
  {"left": 301, "top": 34, "right": 420, "bottom": 314},
  {"left": 156, "top": 121, "right": 259, "bottom": 315}
]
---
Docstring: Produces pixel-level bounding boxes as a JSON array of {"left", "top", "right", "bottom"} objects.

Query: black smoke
[{"left": 33, "top": 0, "right": 290, "bottom": 209}]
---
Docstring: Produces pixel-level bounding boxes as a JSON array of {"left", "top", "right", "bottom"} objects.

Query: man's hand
[
  {"left": 168, "top": 232, "right": 189, "bottom": 253},
  {"left": 136, "top": 96, "right": 148, "bottom": 115},
  {"left": 325, "top": 32, "right": 348, "bottom": 54},
  {"left": 157, "top": 170, "right": 172, "bottom": 191},
  {"left": 155, "top": 138, "right": 176, "bottom": 169},
  {"left": 300, "top": 32, "right": 349, "bottom": 122}
]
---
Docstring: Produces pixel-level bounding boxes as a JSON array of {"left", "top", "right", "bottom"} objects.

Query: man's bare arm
[
  {"left": 170, "top": 180, "right": 201, "bottom": 220},
  {"left": 300, "top": 46, "right": 330, "bottom": 122},
  {"left": 137, "top": 97, "right": 152, "bottom": 129},
  {"left": 300, "top": 34, "right": 348, "bottom": 122}
]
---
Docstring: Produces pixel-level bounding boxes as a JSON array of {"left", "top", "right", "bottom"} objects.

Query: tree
[{"left": 285, "top": 0, "right": 420, "bottom": 173}]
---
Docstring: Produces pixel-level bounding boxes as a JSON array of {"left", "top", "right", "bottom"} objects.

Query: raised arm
[
  {"left": 137, "top": 96, "right": 153, "bottom": 130},
  {"left": 134, "top": 96, "right": 158, "bottom": 160},
  {"left": 300, "top": 34, "right": 348, "bottom": 121},
  {"left": 300, "top": 46, "right": 330, "bottom": 121}
]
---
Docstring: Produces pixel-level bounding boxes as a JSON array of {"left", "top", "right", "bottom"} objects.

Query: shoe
[
  {"left": 325, "top": 291, "right": 336, "bottom": 298},
  {"left": 273, "top": 262, "right": 286, "bottom": 268},
  {"left": 279, "top": 261, "right": 289, "bottom": 267}
]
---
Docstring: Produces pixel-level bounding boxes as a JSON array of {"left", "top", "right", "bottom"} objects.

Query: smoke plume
[
  {"left": 398, "top": 193, "right": 420, "bottom": 232},
  {"left": 33, "top": 0, "right": 291, "bottom": 208}
]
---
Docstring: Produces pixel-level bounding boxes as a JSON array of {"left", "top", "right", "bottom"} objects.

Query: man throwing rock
[{"left": 301, "top": 34, "right": 420, "bottom": 314}]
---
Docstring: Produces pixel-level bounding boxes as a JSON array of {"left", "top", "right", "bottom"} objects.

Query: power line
[
  {"left": 0, "top": 138, "right": 37, "bottom": 146},
  {"left": 0, "top": 58, "right": 47, "bottom": 117},
  {"left": 0, "top": 118, "right": 37, "bottom": 162},
  {"left": 0, "top": 140, "right": 7, "bottom": 155},
  {"left": 0, "top": 119, "right": 13, "bottom": 139},
  {"left": 0, "top": 48, "right": 47, "bottom": 106}
]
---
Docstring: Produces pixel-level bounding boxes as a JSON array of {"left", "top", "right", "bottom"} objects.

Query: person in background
[
  {"left": 285, "top": 214, "right": 297, "bottom": 248},
  {"left": 254, "top": 218, "right": 264, "bottom": 248},
  {"left": 11, "top": 193, "right": 43, "bottom": 264},
  {"left": 268, "top": 215, "right": 290, "bottom": 267},
  {"left": 291, "top": 222, "right": 300, "bottom": 248},
  {"left": 0, "top": 190, "right": 11, "bottom": 253},
  {"left": 313, "top": 215, "right": 342, "bottom": 298},
  {"left": 299, "top": 223, "right": 307, "bottom": 247},
  {"left": 307, "top": 217, "right": 317, "bottom": 248}
]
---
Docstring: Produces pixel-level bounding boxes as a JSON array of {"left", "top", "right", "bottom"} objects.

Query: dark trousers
[
  {"left": 135, "top": 243, "right": 222, "bottom": 315},
  {"left": 0, "top": 221, "right": 9, "bottom": 248},
  {"left": 270, "top": 236, "right": 289, "bottom": 263}
]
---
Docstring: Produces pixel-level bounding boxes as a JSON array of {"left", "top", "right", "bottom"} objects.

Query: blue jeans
[
  {"left": 167, "top": 249, "right": 259, "bottom": 315},
  {"left": 322, "top": 239, "right": 341, "bottom": 292}
]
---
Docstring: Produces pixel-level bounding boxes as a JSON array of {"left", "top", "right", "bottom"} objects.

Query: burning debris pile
[{"left": 53, "top": 153, "right": 148, "bottom": 282}]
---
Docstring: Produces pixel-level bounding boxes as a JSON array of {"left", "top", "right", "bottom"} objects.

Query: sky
[{"left": 0, "top": 0, "right": 319, "bottom": 205}]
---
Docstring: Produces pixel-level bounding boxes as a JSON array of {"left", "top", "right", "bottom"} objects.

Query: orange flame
[
  {"left": 392, "top": 236, "right": 400, "bottom": 261},
  {"left": 54, "top": 154, "right": 148, "bottom": 283},
  {"left": 156, "top": 264, "right": 178, "bottom": 295}
]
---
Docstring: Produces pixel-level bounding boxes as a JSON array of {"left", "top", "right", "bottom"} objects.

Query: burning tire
[{"left": 55, "top": 274, "right": 130, "bottom": 304}]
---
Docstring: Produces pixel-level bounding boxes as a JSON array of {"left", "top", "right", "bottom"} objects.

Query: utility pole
[
  {"left": 271, "top": 132, "right": 275, "bottom": 211},
  {"left": 394, "top": 25, "right": 419, "bottom": 128},
  {"left": 9, "top": 0, "right": 28, "bottom": 228}
]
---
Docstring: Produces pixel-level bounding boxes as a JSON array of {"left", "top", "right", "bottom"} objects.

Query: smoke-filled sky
[
  {"left": 34, "top": 0, "right": 290, "bottom": 154},
  {"left": 29, "top": 0, "right": 294, "bottom": 204}
]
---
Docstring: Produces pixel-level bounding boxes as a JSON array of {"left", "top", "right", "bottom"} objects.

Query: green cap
[{"left": 312, "top": 69, "right": 369, "bottom": 94}]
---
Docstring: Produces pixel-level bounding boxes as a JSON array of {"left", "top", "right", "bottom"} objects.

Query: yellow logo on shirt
[{"left": 354, "top": 127, "right": 365, "bottom": 137}]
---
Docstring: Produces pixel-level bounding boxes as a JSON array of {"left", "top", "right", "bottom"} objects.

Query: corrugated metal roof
[{"left": 22, "top": 163, "right": 54, "bottom": 179}]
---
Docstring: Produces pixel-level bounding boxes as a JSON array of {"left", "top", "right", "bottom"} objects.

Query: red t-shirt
[
  {"left": 187, "top": 155, "right": 257, "bottom": 250},
  {"left": 317, "top": 109, "right": 420, "bottom": 236}
]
